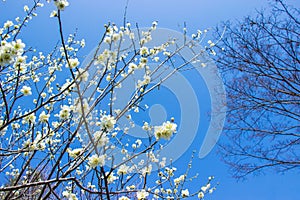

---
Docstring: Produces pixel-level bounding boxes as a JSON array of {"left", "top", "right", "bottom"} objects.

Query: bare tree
[{"left": 214, "top": 0, "right": 300, "bottom": 179}]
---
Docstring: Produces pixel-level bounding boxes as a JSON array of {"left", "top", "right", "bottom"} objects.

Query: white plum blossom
[
  {"left": 11, "top": 123, "right": 20, "bottom": 129},
  {"left": 50, "top": 10, "right": 58, "bottom": 17},
  {"left": 20, "top": 86, "right": 32, "bottom": 96},
  {"left": 201, "top": 183, "right": 211, "bottom": 193},
  {"left": 142, "top": 122, "right": 151, "bottom": 131},
  {"left": 0, "top": 40, "right": 26, "bottom": 65},
  {"left": 128, "top": 62, "right": 138, "bottom": 73},
  {"left": 117, "top": 164, "right": 130, "bottom": 175},
  {"left": 140, "top": 46, "right": 149, "bottom": 56},
  {"left": 41, "top": 92, "right": 47, "bottom": 98},
  {"left": 12, "top": 39, "right": 25, "bottom": 52},
  {"left": 104, "top": 36, "right": 111, "bottom": 44},
  {"left": 22, "top": 112, "right": 36, "bottom": 124},
  {"left": 54, "top": 0, "right": 69, "bottom": 10},
  {"left": 88, "top": 154, "right": 106, "bottom": 168},
  {"left": 66, "top": 58, "right": 79, "bottom": 69},
  {"left": 118, "top": 196, "right": 130, "bottom": 200},
  {"left": 198, "top": 192, "right": 205, "bottom": 199},
  {"left": 181, "top": 189, "right": 189, "bottom": 198},
  {"left": 100, "top": 114, "right": 116, "bottom": 131},
  {"left": 74, "top": 98, "right": 89, "bottom": 115},
  {"left": 136, "top": 190, "right": 149, "bottom": 200},
  {"left": 67, "top": 148, "right": 83, "bottom": 158},
  {"left": 75, "top": 68, "right": 89, "bottom": 82},
  {"left": 139, "top": 57, "right": 148, "bottom": 66},
  {"left": 112, "top": 33, "right": 120, "bottom": 42},
  {"left": 106, "top": 172, "right": 118, "bottom": 184},
  {"left": 141, "top": 164, "right": 152, "bottom": 176},
  {"left": 39, "top": 111, "right": 50, "bottom": 122},
  {"left": 24, "top": 5, "right": 29, "bottom": 12},
  {"left": 62, "top": 190, "right": 78, "bottom": 200},
  {"left": 154, "top": 121, "right": 177, "bottom": 140},
  {"left": 94, "top": 131, "right": 109, "bottom": 147},
  {"left": 3, "top": 20, "right": 13, "bottom": 29},
  {"left": 32, "top": 134, "right": 46, "bottom": 151},
  {"left": 174, "top": 175, "right": 185, "bottom": 185},
  {"left": 59, "top": 105, "right": 71, "bottom": 120}
]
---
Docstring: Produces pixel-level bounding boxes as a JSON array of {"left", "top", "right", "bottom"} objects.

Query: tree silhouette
[{"left": 215, "top": 0, "right": 300, "bottom": 178}]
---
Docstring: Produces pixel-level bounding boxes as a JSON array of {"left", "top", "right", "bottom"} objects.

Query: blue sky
[{"left": 1, "top": 0, "right": 300, "bottom": 199}]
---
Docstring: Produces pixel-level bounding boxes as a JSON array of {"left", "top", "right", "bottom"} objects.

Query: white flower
[
  {"left": 163, "top": 51, "right": 171, "bottom": 56},
  {"left": 75, "top": 98, "right": 89, "bottom": 115},
  {"left": 39, "top": 111, "right": 50, "bottom": 122},
  {"left": 141, "top": 164, "right": 152, "bottom": 176},
  {"left": 75, "top": 68, "right": 89, "bottom": 82},
  {"left": 154, "top": 121, "right": 177, "bottom": 140},
  {"left": 157, "top": 157, "right": 165, "bottom": 168},
  {"left": 136, "top": 190, "right": 149, "bottom": 200},
  {"left": 181, "top": 189, "right": 189, "bottom": 198},
  {"left": 62, "top": 190, "right": 78, "bottom": 200},
  {"left": 68, "top": 148, "right": 83, "bottom": 158},
  {"left": 140, "top": 47, "right": 149, "bottom": 56},
  {"left": 207, "top": 40, "right": 215, "bottom": 47},
  {"left": 50, "top": 10, "right": 58, "bottom": 17},
  {"left": 100, "top": 114, "right": 116, "bottom": 131},
  {"left": 118, "top": 196, "right": 130, "bottom": 200},
  {"left": 106, "top": 172, "right": 118, "bottom": 184},
  {"left": 112, "top": 33, "right": 120, "bottom": 42},
  {"left": 174, "top": 175, "right": 185, "bottom": 185},
  {"left": 62, "top": 191, "right": 69, "bottom": 197},
  {"left": 198, "top": 191, "right": 204, "bottom": 199},
  {"left": 154, "top": 189, "right": 160, "bottom": 199},
  {"left": 4, "top": 20, "right": 13, "bottom": 29},
  {"left": 209, "top": 188, "right": 215, "bottom": 194},
  {"left": 11, "top": 123, "right": 20, "bottom": 129},
  {"left": 117, "top": 164, "right": 130, "bottom": 175},
  {"left": 106, "top": 74, "right": 111, "bottom": 81},
  {"left": 128, "top": 63, "right": 138, "bottom": 73},
  {"left": 41, "top": 92, "right": 47, "bottom": 98},
  {"left": 201, "top": 183, "right": 211, "bottom": 193},
  {"left": 66, "top": 58, "right": 79, "bottom": 69},
  {"left": 88, "top": 154, "right": 106, "bottom": 168},
  {"left": 33, "top": 134, "right": 46, "bottom": 151},
  {"left": 153, "top": 56, "right": 159, "bottom": 62},
  {"left": 24, "top": 5, "right": 29, "bottom": 12},
  {"left": 94, "top": 131, "right": 109, "bottom": 147},
  {"left": 104, "top": 37, "right": 111, "bottom": 44},
  {"left": 152, "top": 21, "right": 158, "bottom": 27},
  {"left": 142, "top": 122, "right": 151, "bottom": 131},
  {"left": 210, "top": 49, "right": 216, "bottom": 56},
  {"left": 80, "top": 39, "right": 85, "bottom": 47},
  {"left": 54, "top": 0, "right": 69, "bottom": 10},
  {"left": 59, "top": 105, "right": 71, "bottom": 120},
  {"left": 12, "top": 39, "right": 25, "bottom": 52},
  {"left": 143, "top": 75, "right": 151, "bottom": 85},
  {"left": 139, "top": 57, "right": 148, "bottom": 65},
  {"left": 129, "top": 32, "right": 134, "bottom": 39},
  {"left": 37, "top": 3, "right": 44, "bottom": 7},
  {"left": 20, "top": 86, "right": 32, "bottom": 96},
  {"left": 23, "top": 113, "right": 36, "bottom": 124},
  {"left": 135, "top": 139, "right": 142, "bottom": 147}
]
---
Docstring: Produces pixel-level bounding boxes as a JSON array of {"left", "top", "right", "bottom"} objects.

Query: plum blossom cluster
[
  {"left": 0, "top": 0, "right": 217, "bottom": 199},
  {"left": 54, "top": 0, "right": 69, "bottom": 10},
  {"left": 0, "top": 39, "right": 25, "bottom": 66},
  {"left": 154, "top": 121, "right": 177, "bottom": 140}
]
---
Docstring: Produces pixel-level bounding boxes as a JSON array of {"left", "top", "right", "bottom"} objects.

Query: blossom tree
[{"left": 0, "top": 0, "right": 217, "bottom": 199}]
